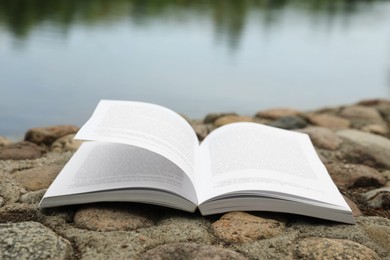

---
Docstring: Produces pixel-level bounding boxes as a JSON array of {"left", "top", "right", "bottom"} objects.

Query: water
[{"left": 1, "top": 0, "right": 390, "bottom": 140}]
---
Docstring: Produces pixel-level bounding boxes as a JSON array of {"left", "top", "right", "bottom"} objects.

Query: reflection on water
[{"left": 0, "top": 0, "right": 390, "bottom": 139}]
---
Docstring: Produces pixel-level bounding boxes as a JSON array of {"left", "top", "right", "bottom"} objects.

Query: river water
[{"left": 1, "top": 0, "right": 390, "bottom": 139}]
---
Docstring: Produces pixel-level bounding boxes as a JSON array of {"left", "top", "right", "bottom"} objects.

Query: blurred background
[{"left": 1, "top": 0, "right": 390, "bottom": 140}]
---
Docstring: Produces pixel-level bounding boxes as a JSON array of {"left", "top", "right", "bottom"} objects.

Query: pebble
[
  {"left": 140, "top": 242, "right": 248, "bottom": 260},
  {"left": 255, "top": 108, "right": 300, "bottom": 120},
  {"left": 337, "top": 129, "right": 390, "bottom": 168},
  {"left": 12, "top": 164, "right": 64, "bottom": 191},
  {"left": 203, "top": 112, "right": 237, "bottom": 124},
  {"left": 19, "top": 189, "right": 47, "bottom": 204},
  {"left": 214, "top": 115, "right": 254, "bottom": 127},
  {"left": 73, "top": 203, "right": 155, "bottom": 231},
  {"left": 0, "top": 173, "right": 25, "bottom": 203},
  {"left": 0, "top": 196, "right": 4, "bottom": 207},
  {"left": 361, "top": 124, "right": 389, "bottom": 135},
  {"left": 343, "top": 195, "right": 363, "bottom": 217},
  {"left": 340, "top": 105, "right": 383, "bottom": 121},
  {"left": 25, "top": 125, "right": 79, "bottom": 146},
  {"left": 298, "top": 126, "right": 343, "bottom": 150},
  {"left": 0, "top": 136, "right": 12, "bottom": 146},
  {"left": 192, "top": 123, "right": 212, "bottom": 141},
  {"left": 211, "top": 212, "right": 286, "bottom": 243},
  {"left": 268, "top": 116, "right": 307, "bottom": 130},
  {"left": 361, "top": 187, "right": 390, "bottom": 209},
  {"left": 296, "top": 237, "right": 380, "bottom": 259},
  {"left": 0, "top": 221, "right": 73, "bottom": 259},
  {"left": 50, "top": 134, "right": 83, "bottom": 152},
  {"left": 325, "top": 163, "right": 386, "bottom": 190},
  {"left": 0, "top": 141, "right": 46, "bottom": 160},
  {"left": 306, "top": 113, "right": 351, "bottom": 128}
]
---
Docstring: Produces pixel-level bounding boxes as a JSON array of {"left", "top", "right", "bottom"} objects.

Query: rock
[
  {"left": 256, "top": 108, "right": 300, "bottom": 120},
  {"left": 19, "top": 189, "right": 47, "bottom": 204},
  {"left": 25, "top": 125, "right": 79, "bottom": 146},
  {"left": 0, "top": 141, "right": 46, "bottom": 160},
  {"left": 325, "top": 163, "right": 386, "bottom": 190},
  {"left": 296, "top": 237, "right": 380, "bottom": 260},
  {"left": 337, "top": 129, "right": 390, "bottom": 168},
  {"left": 0, "top": 221, "right": 73, "bottom": 259},
  {"left": 203, "top": 113, "right": 237, "bottom": 124},
  {"left": 343, "top": 195, "right": 363, "bottom": 217},
  {"left": 0, "top": 173, "right": 25, "bottom": 203},
  {"left": 306, "top": 113, "right": 351, "bottom": 128},
  {"left": 298, "top": 127, "right": 343, "bottom": 150},
  {"left": 0, "top": 197, "right": 4, "bottom": 207},
  {"left": 214, "top": 115, "right": 254, "bottom": 127},
  {"left": 361, "top": 187, "right": 390, "bottom": 209},
  {"left": 50, "top": 134, "right": 83, "bottom": 152},
  {"left": 0, "top": 136, "right": 12, "bottom": 146},
  {"left": 211, "top": 212, "right": 286, "bottom": 243},
  {"left": 340, "top": 105, "right": 383, "bottom": 122},
  {"left": 74, "top": 203, "right": 155, "bottom": 231},
  {"left": 361, "top": 124, "right": 389, "bottom": 135},
  {"left": 140, "top": 242, "right": 248, "bottom": 260},
  {"left": 361, "top": 221, "right": 390, "bottom": 251},
  {"left": 192, "top": 124, "right": 212, "bottom": 141},
  {"left": 12, "top": 164, "right": 64, "bottom": 191},
  {"left": 268, "top": 116, "right": 307, "bottom": 130}
]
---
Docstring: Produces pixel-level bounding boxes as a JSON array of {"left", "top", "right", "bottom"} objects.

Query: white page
[
  {"left": 196, "top": 122, "right": 349, "bottom": 209},
  {"left": 75, "top": 100, "right": 199, "bottom": 183},
  {"left": 43, "top": 142, "right": 198, "bottom": 205}
]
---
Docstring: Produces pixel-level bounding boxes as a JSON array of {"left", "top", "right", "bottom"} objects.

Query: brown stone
[
  {"left": 214, "top": 115, "right": 254, "bottom": 127},
  {"left": 343, "top": 195, "right": 363, "bottom": 217},
  {"left": 256, "top": 108, "right": 300, "bottom": 120},
  {"left": 12, "top": 165, "right": 64, "bottom": 191},
  {"left": 325, "top": 163, "right": 386, "bottom": 190},
  {"left": 0, "top": 141, "right": 46, "bottom": 160},
  {"left": 203, "top": 113, "right": 237, "bottom": 124},
  {"left": 0, "top": 136, "right": 12, "bottom": 147},
  {"left": 50, "top": 134, "right": 83, "bottom": 152},
  {"left": 296, "top": 237, "right": 380, "bottom": 259},
  {"left": 298, "top": 127, "right": 342, "bottom": 150},
  {"left": 211, "top": 212, "right": 286, "bottom": 243},
  {"left": 25, "top": 125, "right": 79, "bottom": 146},
  {"left": 361, "top": 187, "right": 390, "bottom": 209},
  {"left": 74, "top": 204, "right": 154, "bottom": 231},
  {"left": 307, "top": 114, "right": 351, "bottom": 128},
  {"left": 363, "top": 223, "right": 390, "bottom": 251},
  {"left": 361, "top": 124, "right": 389, "bottom": 135},
  {"left": 140, "top": 242, "right": 248, "bottom": 260},
  {"left": 340, "top": 105, "right": 383, "bottom": 121},
  {"left": 0, "top": 173, "right": 25, "bottom": 203}
]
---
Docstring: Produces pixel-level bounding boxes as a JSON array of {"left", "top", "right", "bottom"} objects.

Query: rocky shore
[{"left": 1, "top": 99, "right": 390, "bottom": 259}]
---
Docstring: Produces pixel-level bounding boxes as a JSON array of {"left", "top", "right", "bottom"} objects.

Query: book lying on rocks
[{"left": 39, "top": 100, "right": 355, "bottom": 224}]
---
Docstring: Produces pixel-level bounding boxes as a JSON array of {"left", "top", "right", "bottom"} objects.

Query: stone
[
  {"left": 214, "top": 115, "right": 254, "bottom": 127},
  {"left": 192, "top": 124, "right": 212, "bottom": 141},
  {"left": 19, "top": 189, "right": 47, "bottom": 204},
  {"left": 0, "top": 221, "right": 73, "bottom": 259},
  {"left": 25, "top": 125, "right": 79, "bottom": 146},
  {"left": 203, "top": 113, "right": 237, "bottom": 124},
  {"left": 0, "top": 173, "right": 25, "bottom": 203},
  {"left": 0, "top": 136, "right": 12, "bottom": 146},
  {"left": 50, "top": 133, "right": 83, "bottom": 152},
  {"left": 73, "top": 203, "right": 155, "bottom": 231},
  {"left": 298, "top": 127, "right": 343, "bottom": 150},
  {"left": 325, "top": 163, "right": 386, "bottom": 190},
  {"left": 0, "top": 203, "right": 41, "bottom": 222},
  {"left": 256, "top": 108, "right": 300, "bottom": 120},
  {"left": 12, "top": 164, "right": 64, "bottom": 191},
  {"left": 362, "top": 222, "right": 390, "bottom": 251},
  {"left": 337, "top": 129, "right": 390, "bottom": 168},
  {"left": 296, "top": 237, "right": 380, "bottom": 259},
  {"left": 140, "top": 242, "right": 248, "bottom": 260},
  {"left": 361, "top": 187, "right": 390, "bottom": 209},
  {"left": 340, "top": 105, "right": 383, "bottom": 121},
  {"left": 0, "top": 197, "right": 4, "bottom": 207},
  {"left": 211, "top": 212, "right": 286, "bottom": 243},
  {"left": 268, "top": 116, "right": 307, "bottom": 130},
  {"left": 0, "top": 141, "right": 46, "bottom": 160},
  {"left": 307, "top": 113, "right": 351, "bottom": 128},
  {"left": 343, "top": 195, "right": 363, "bottom": 217},
  {"left": 361, "top": 124, "right": 389, "bottom": 135}
]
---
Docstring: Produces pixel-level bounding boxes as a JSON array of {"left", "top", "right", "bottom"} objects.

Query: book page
[
  {"left": 43, "top": 142, "right": 198, "bottom": 205},
  {"left": 196, "top": 123, "right": 348, "bottom": 209},
  {"left": 75, "top": 100, "right": 199, "bottom": 182}
]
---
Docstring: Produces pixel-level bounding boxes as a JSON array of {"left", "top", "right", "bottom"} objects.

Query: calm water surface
[{"left": 1, "top": 0, "right": 390, "bottom": 139}]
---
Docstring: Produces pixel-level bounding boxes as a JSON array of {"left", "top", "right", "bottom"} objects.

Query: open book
[{"left": 39, "top": 100, "right": 355, "bottom": 224}]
